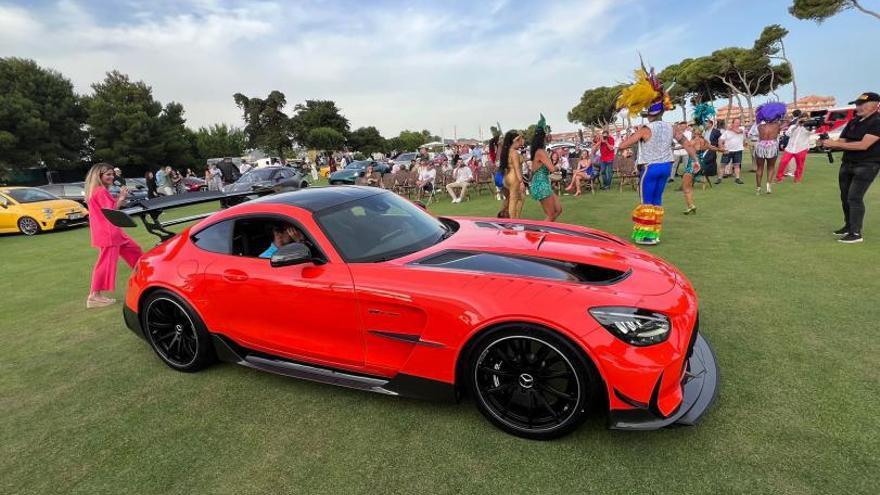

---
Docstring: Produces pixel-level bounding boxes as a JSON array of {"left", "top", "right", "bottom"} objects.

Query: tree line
[
  {"left": 0, "top": 57, "right": 439, "bottom": 181},
  {"left": 568, "top": 25, "right": 798, "bottom": 128}
]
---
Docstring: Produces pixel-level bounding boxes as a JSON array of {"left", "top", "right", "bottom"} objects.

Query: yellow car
[{"left": 0, "top": 187, "right": 89, "bottom": 236}]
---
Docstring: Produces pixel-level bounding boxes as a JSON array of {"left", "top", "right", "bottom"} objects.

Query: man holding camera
[{"left": 819, "top": 92, "right": 880, "bottom": 244}]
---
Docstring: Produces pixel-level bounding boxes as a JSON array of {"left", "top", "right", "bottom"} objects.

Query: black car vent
[
  {"left": 413, "top": 250, "right": 630, "bottom": 285},
  {"left": 473, "top": 221, "right": 625, "bottom": 245}
]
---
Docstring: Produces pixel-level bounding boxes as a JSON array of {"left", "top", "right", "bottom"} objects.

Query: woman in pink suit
[{"left": 85, "top": 163, "right": 143, "bottom": 308}]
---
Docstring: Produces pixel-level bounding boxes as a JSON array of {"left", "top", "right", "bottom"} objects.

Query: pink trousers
[
  {"left": 776, "top": 150, "right": 808, "bottom": 182},
  {"left": 90, "top": 239, "right": 143, "bottom": 292}
]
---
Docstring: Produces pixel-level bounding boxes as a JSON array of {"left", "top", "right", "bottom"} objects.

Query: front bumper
[
  {"left": 609, "top": 332, "right": 719, "bottom": 430},
  {"left": 42, "top": 216, "right": 89, "bottom": 230}
]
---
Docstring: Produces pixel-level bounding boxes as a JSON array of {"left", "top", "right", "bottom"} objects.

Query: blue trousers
[
  {"left": 600, "top": 161, "right": 614, "bottom": 188},
  {"left": 639, "top": 162, "right": 673, "bottom": 205}
]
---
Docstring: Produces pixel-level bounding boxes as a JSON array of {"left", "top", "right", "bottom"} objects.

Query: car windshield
[
  {"left": 395, "top": 153, "right": 417, "bottom": 162},
  {"left": 238, "top": 168, "right": 277, "bottom": 184},
  {"left": 344, "top": 161, "right": 370, "bottom": 170},
  {"left": 315, "top": 192, "right": 452, "bottom": 262},
  {"left": 4, "top": 188, "right": 59, "bottom": 203}
]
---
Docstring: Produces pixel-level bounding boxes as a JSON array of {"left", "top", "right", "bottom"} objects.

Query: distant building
[{"left": 716, "top": 95, "right": 838, "bottom": 124}]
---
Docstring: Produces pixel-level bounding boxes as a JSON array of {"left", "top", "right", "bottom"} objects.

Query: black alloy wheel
[
  {"left": 18, "top": 216, "right": 41, "bottom": 236},
  {"left": 142, "top": 290, "right": 215, "bottom": 372},
  {"left": 468, "top": 326, "right": 597, "bottom": 440}
]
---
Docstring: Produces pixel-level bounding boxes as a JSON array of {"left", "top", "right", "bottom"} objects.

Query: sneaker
[
  {"left": 765, "top": 183, "right": 772, "bottom": 194},
  {"left": 755, "top": 187, "right": 761, "bottom": 196},
  {"left": 838, "top": 233, "right": 863, "bottom": 244},
  {"left": 735, "top": 178, "right": 744, "bottom": 185},
  {"left": 668, "top": 178, "right": 675, "bottom": 183},
  {"left": 832, "top": 227, "right": 849, "bottom": 236},
  {"left": 714, "top": 178, "right": 722, "bottom": 185}
]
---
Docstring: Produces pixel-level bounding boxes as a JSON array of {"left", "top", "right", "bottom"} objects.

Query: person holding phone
[{"left": 84, "top": 163, "right": 143, "bottom": 308}]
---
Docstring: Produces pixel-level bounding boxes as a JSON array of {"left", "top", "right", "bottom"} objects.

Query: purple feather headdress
[{"left": 755, "top": 102, "right": 787, "bottom": 123}]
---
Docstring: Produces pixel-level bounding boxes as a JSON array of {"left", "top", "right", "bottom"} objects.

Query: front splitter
[{"left": 609, "top": 333, "right": 719, "bottom": 430}]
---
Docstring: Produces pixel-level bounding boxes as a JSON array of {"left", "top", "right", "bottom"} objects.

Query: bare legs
[
  {"left": 539, "top": 194, "right": 562, "bottom": 222},
  {"left": 682, "top": 173, "right": 696, "bottom": 213},
  {"left": 565, "top": 171, "right": 587, "bottom": 195},
  {"left": 505, "top": 177, "right": 524, "bottom": 218},
  {"left": 755, "top": 157, "right": 777, "bottom": 194}
]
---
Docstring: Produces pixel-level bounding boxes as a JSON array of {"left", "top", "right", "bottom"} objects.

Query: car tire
[
  {"left": 18, "top": 216, "right": 41, "bottom": 236},
  {"left": 466, "top": 324, "right": 599, "bottom": 440},
  {"left": 300, "top": 181, "right": 309, "bottom": 188},
  {"left": 140, "top": 290, "right": 216, "bottom": 373}
]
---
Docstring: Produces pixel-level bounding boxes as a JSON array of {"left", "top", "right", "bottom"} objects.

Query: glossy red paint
[{"left": 125, "top": 194, "right": 702, "bottom": 423}]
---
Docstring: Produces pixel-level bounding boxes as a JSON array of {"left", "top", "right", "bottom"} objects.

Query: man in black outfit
[{"left": 820, "top": 92, "right": 880, "bottom": 244}]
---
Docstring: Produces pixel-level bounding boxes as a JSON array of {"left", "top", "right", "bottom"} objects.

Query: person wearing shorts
[{"left": 717, "top": 118, "right": 745, "bottom": 184}]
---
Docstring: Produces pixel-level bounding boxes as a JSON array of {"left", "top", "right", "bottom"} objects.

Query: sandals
[{"left": 86, "top": 295, "right": 116, "bottom": 308}]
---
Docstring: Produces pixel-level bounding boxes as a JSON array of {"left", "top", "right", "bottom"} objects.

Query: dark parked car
[
  {"left": 222, "top": 167, "right": 308, "bottom": 194},
  {"left": 37, "top": 182, "right": 87, "bottom": 206},
  {"left": 328, "top": 160, "right": 391, "bottom": 185},
  {"left": 40, "top": 180, "right": 150, "bottom": 208}
]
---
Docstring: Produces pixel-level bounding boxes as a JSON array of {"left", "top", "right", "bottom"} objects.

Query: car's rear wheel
[
  {"left": 467, "top": 324, "right": 598, "bottom": 440},
  {"left": 18, "top": 216, "right": 41, "bottom": 236},
  {"left": 141, "top": 290, "right": 215, "bottom": 372}
]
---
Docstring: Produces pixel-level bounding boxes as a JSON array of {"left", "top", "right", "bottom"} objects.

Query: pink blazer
[{"left": 87, "top": 188, "right": 132, "bottom": 247}]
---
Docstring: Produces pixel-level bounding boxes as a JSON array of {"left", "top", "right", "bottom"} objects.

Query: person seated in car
[{"left": 259, "top": 224, "right": 306, "bottom": 259}]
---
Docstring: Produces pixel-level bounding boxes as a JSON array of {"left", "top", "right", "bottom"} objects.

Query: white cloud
[{"left": 5, "top": 0, "right": 634, "bottom": 137}]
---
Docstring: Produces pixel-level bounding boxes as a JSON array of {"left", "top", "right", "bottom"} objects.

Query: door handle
[{"left": 222, "top": 269, "right": 249, "bottom": 282}]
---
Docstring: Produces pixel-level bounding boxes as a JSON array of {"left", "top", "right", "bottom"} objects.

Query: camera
[{"left": 818, "top": 132, "right": 834, "bottom": 164}]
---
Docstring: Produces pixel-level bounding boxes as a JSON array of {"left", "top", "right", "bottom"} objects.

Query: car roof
[{"left": 253, "top": 185, "right": 386, "bottom": 212}]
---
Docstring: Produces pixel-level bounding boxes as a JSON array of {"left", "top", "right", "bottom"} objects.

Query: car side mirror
[
  {"left": 0, "top": 200, "right": 7, "bottom": 209},
  {"left": 270, "top": 242, "right": 313, "bottom": 267}
]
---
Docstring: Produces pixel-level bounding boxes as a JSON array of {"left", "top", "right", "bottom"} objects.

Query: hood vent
[
  {"left": 473, "top": 221, "right": 625, "bottom": 245},
  {"left": 413, "top": 250, "right": 629, "bottom": 285}
]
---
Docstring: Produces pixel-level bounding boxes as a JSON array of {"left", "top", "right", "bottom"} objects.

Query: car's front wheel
[
  {"left": 467, "top": 324, "right": 598, "bottom": 440},
  {"left": 18, "top": 216, "right": 41, "bottom": 236},
  {"left": 141, "top": 290, "right": 216, "bottom": 372}
]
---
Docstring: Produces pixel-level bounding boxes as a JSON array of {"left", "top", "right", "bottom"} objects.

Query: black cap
[{"left": 848, "top": 92, "right": 879, "bottom": 105}]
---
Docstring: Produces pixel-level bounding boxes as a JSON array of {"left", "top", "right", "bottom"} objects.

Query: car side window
[
  {"left": 63, "top": 185, "right": 84, "bottom": 197},
  {"left": 191, "top": 219, "right": 234, "bottom": 254}
]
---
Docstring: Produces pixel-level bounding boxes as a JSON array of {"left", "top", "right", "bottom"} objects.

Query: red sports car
[{"left": 115, "top": 186, "right": 718, "bottom": 439}]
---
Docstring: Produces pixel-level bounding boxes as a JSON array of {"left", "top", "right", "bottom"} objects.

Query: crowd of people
[{"left": 80, "top": 88, "right": 878, "bottom": 307}]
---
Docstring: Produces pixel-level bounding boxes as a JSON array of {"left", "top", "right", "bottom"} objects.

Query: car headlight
[
  {"left": 42, "top": 208, "right": 54, "bottom": 219},
  {"left": 589, "top": 307, "right": 671, "bottom": 346}
]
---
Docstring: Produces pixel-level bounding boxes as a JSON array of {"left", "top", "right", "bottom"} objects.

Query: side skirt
[{"left": 210, "top": 334, "right": 457, "bottom": 402}]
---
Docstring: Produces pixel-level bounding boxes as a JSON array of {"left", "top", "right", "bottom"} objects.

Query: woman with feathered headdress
[
  {"left": 616, "top": 59, "right": 697, "bottom": 245},
  {"left": 528, "top": 114, "right": 563, "bottom": 221},
  {"left": 753, "top": 101, "right": 787, "bottom": 195}
]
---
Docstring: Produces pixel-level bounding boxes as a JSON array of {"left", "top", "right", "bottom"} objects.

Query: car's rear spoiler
[{"left": 102, "top": 190, "right": 265, "bottom": 241}]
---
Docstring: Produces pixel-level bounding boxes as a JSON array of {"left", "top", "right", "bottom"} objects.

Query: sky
[{"left": 2, "top": 0, "right": 879, "bottom": 139}]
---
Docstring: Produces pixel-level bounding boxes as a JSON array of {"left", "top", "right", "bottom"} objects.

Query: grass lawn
[{"left": 1, "top": 154, "right": 877, "bottom": 494}]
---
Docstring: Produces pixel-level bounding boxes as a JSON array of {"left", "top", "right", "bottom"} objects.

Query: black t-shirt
[{"left": 841, "top": 112, "right": 880, "bottom": 163}]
